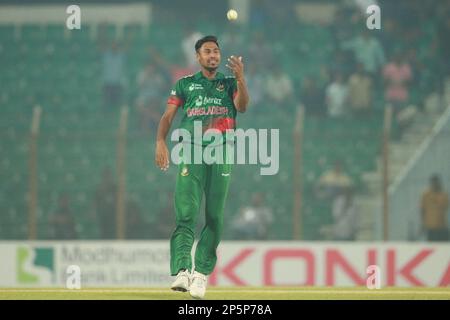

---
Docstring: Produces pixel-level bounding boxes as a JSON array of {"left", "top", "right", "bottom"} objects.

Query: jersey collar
[{"left": 194, "top": 71, "right": 225, "bottom": 81}]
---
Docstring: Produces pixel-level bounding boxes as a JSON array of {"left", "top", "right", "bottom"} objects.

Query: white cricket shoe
[
  {"left": 189, "top": 271, "right": 207, "bottom": 299},
  {"left": 171, "top": 270, "right": 190, "bottom": 292}
]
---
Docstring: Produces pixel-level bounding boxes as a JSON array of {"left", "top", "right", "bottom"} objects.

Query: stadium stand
[{"left": 0, "top": 9, "right": 441, "bottom": 240}]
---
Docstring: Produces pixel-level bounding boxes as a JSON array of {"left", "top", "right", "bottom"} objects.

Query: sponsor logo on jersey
[
  {"left": 189, "top": 83, "right": 204, "bottom": 91},
  {"left": 181, "top": 167, "right": 189, "bottom": 176},
  {"left": 193, "top": 96, "right": 223, "bottom": 108},
  {"left": 203, "top": 96, "right": 222, "bottom": 105},
  {"left": 195, "top": 96, "right": 203, "bottom": 107}
]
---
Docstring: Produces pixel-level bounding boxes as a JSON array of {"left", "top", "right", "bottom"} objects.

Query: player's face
[{"left": 197, "top": 42, "right": 221, "bottom": 71}]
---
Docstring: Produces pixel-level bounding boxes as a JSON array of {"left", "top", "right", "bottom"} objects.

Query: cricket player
[{"left": 155, "top": 35, "right": 249, "bottom": 299}]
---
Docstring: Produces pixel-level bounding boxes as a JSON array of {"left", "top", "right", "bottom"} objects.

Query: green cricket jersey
[{"left": 168, "top": 71, "right": 238, "bottom": 146}]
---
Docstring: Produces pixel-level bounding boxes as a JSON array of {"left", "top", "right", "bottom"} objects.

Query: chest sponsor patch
[{"left": 188, "top": 83, "right": 204, "bottom": 91}]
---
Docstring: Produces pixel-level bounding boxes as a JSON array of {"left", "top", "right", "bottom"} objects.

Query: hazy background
[{"left": 1, "top": 0, "right": 449, "bottom": 243}]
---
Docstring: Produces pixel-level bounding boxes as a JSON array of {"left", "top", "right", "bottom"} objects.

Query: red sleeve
[{"left": 167, "top": 95, "right": 183, "bottom": 107}]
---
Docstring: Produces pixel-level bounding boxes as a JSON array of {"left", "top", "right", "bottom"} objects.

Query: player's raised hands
[{"left": 226, "top": 55, "right": 245, "bottom": 81}]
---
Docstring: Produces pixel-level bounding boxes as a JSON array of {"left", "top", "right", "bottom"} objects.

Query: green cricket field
[{"left": 0, "top": 287, "right": 449, "bottom": 300}]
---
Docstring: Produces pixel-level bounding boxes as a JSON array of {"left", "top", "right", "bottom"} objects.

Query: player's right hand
[{"left": 155, "top": 141, "right": 170, "bottom": 171}]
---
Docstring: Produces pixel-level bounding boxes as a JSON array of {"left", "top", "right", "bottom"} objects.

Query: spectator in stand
[
  {"left": 92, "top": 167, "right": 117, "bottom": 239},
  {"left": 48, "top": 193, "right": 77, "bottom": 239},
  {"left": 436, "top": 8, "right": 450, "bottom": 93},
  {"left": 265, "top": 64, "right": 294, "bottom": 109},
  {"left": 100, "top": 41, "right": 126, "bottom": 110},
  {"left": 152, "top": 192, "right": 176, "bottom": 239},
  {"left": 420, "top": 174, "right": 449, "bottom": 241},
  {"left": 328, "top": 50, "right": 355, "bottom": 80},
  {"left": 320, "top": 187, "right": 357, "bottom": 241},
  {"left": 348, "top": 63, "right": 373, "bottom": 117},
  {"left": 135, "top": 62, "right": 167, "bottom": 134},
  {"left": 246, "top": 64, "right": 266, "bottom": 109},
  {"left": 231, "top": 192, "right": 273, "bottom": 240},
  {"left": 383, "top": 51, "right": 413, "bottom": 108},
  {"left": 325, "top": 72, "right": 348, "bottom": 118},
  {"left": 126, "top": 195, "right": 151, "bottom": 239},
  {"left": 143, "top": 45, "right": 194, "bottom": 85},
  {"left": 298, "top": 76, "right": 325, "bottom": 117},
  {"left": 383, "top": 51, "right": 413, "bottom": 139},
  {"left": 182, "top": 27, "right": 204, "bottom": 69},
  {"left": 315, "top": 160, "right": 353, "bottom": 201},
  {"left": 378, "top": 17, "right": 402, "bottom": 56},
  {"left": 220, "top": 26, "right": 246, "bottom": 65},
  {"left": 249, "top": 0, "right": 270, "bottom": 29},
  {"left": 342, "top": 29, "right": 386, "bottom": 76},
  {"left": 248, "top": 32, "right": 273, "bottom": 69}
]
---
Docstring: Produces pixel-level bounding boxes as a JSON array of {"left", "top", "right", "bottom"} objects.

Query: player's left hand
[{"left": 226, "top": 55, "right": 245, "bottom": 81}]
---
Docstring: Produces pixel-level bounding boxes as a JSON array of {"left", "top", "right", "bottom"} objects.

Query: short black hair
[{"left": 195, "top": 35, "right": 219, "bottom": 52}]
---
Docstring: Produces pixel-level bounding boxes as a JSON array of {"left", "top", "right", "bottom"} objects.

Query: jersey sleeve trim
[{"left": 167, "top": 95, "right": 183, "bottom": 107}]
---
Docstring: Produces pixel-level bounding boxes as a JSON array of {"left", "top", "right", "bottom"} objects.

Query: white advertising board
[{"left": 0, "top": 241, "right": 448, "bottom": 287}]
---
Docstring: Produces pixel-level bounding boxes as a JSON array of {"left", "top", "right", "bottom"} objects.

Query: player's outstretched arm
[
  {"left": 155, "top": 104, "right": 178, "bottom": 171},
  {"left": 226, "top": 55, "right": 249, "bottom": 113}
]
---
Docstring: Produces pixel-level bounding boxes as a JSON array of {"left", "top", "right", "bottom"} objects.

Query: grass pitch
[{"left": 0, "top": 287, "right": 449, "bottom": 300}]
